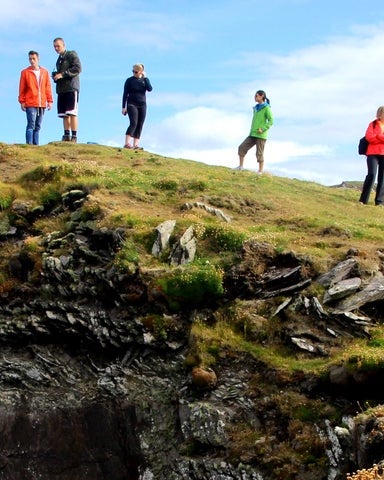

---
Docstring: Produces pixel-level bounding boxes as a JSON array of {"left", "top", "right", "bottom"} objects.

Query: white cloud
[
  {"left": 1, "top": 0, "right": 105, "bottom": 26},
  {"left": 1, "top": 0, "right": 193, "bottom": 51},
  {"left": 146, "top": 24, "right": 384, "bottom": 185},
  {"left": 151, "top": 107, "right": 248, "bottom": 149}
]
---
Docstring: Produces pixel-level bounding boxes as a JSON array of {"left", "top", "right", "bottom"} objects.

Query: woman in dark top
[{"left": 121, "top": 63, "right": 153, "bottom": 150}]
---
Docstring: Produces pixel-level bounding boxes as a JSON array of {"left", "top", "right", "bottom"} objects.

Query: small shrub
[
  {"left": 134, "top": 230, "right": 158, "bottom": 254},
  {"left": 19, "top": 164, "right": 66, "bottom": 184},
  {"left": 78, "top": 201, "right": 102, "bottom": 221},
  {"left": 141, "top": 313, "right": 181, "bottom": 342},
  {"left": 24, "top": 236, "right": 43, "bottom": 253},
  {"left": 181, "top": 180, "right": 207, "bottom": 192},
  {"left": 152, "top": 179, "right": 178, "bottom": 191},
  {"left": 346, "top": 353, "right": 384, "bottom": 373},
  {"left": 157, "top": 263, "right": 224, "bottom": 311},
  {"left": 203, "top": 225, "right": 246, "bottom": 252},
  {"left": 320, "top": 225, "right": 351, "bottom": 238},
  {"left": 0, "top": 190, "right": 13, "bottom": 211},
  {"left": 314, "top": 241, "right": 330, "bottom": 249},
  {"left": 367, "top": 338, "right": 384, "bottom": 347},
  {"left": 0, "top": 214, "right": 11, "bottom": 234},
  {"left": 193, "top": 223, "right": 206, "bottom": 239},
  {"left": 39, "top": 186, "right": 62, "bottom": 209},
  {"left": 7, "top": 210, "right": 29, "bottom": 229},
  {"left": 115, "top": 239, "right": 140, "bottom": 270}
]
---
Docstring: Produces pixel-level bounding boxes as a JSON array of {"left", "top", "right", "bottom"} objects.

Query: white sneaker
[{"left": 234, "top": 165, "right": 243, "bottom": 170}]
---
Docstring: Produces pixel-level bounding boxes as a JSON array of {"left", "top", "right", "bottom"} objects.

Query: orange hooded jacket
[{"left": 18, "top": 66, "right": 53, "bottom": 108}]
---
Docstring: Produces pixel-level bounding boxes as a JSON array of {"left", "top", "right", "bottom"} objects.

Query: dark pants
[
  {"left": 126, "top": 103, "right": 147, "bottom": 139},
  {"left": 359, "top": 155, "right": 384, "bottom": 205}
]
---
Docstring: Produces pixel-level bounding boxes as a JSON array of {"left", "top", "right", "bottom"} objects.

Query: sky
[{"left": 2, "top": 0, "right": 384, "bottom": 186}]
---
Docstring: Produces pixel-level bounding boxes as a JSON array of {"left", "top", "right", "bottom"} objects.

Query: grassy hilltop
[{"left": 0, "top": 141, "right": 380, "bottom": 272}]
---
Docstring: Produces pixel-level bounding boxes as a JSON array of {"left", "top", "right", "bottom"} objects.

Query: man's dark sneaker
[
  {"left": 70, "top": 136, "right": 77, "bottom": 143},
  {"left": 62, "top": 135, "right": 71, "bottom": 141}
]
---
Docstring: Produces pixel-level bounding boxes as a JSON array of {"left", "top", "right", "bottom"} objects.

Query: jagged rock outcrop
[
  {"left": 332, "top": 272, "right": 384, "bottom": 312},
  {"left": 151, "top": 219, "right": 176, "bottom": 257},
  {"left": 168, "top": 225, "right": 196, "bottom": 265},
  {"left": 323, "top": 277, "right": 362, "bottom": 304},
  {"left": 181, "top": 201, "right": 231, "bottom": 223},
  {"left": 317, "top": 258, "right": 359, "bottom": 288}
]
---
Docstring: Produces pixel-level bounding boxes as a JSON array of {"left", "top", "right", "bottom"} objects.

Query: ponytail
[{"left": 256, "top": 90, "right": 270, "bottom": 106}]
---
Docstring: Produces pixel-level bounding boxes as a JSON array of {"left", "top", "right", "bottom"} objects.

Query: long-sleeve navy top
[{"left": 122, "top": 76, "right": 153, "bottom": 108}]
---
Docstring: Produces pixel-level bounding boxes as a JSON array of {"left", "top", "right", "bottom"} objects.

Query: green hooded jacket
[{"left": 249, "top": 103, "right": 273, "bottom": 139}]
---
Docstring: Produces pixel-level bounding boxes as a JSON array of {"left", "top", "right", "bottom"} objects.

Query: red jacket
[
  {"left": 365, "top": 120, "right": 384, "bottom": 156},
  {"left": 18, "top": 66, "right": 53, "bottom": 108}
]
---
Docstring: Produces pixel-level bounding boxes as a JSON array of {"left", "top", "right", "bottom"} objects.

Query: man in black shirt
[{"left": 52, "top": 37, "right": 82, "bottom": 143}]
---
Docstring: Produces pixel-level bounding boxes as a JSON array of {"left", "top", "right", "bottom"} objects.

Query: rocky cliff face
[{"left": 1, "top": 187, "right": 384, "bottom": 480}]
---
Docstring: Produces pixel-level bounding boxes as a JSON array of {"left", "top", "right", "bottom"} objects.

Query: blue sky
[{"left": 1, "top": 0, "right": 384, "bottom": 185}]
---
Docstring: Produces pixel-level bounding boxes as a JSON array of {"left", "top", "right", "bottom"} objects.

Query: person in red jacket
[
  {"left": 359, "top": 106, "right": 384, "bottom": 205},
  {"left": 18, "top": 51, "right": 53, "bottom": 145}
]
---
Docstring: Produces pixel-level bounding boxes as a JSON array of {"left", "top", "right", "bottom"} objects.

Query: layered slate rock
[{"left": 2, "top": 195, "right": 384, "bottom": 479}]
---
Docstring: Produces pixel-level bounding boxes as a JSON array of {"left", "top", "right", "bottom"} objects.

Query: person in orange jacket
[{"left": 18, "top": 50, "right": 53, "bottom": 145}]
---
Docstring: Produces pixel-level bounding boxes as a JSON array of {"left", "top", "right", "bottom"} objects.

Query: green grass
[
  {"left": 1, "top": 141, "right": 384, "bottom": 377},
  {"left": 0, "top": 143, "right": 377, "bottom": 273}
]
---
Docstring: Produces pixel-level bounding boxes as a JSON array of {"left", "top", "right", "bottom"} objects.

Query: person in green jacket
[{"left": 235, "top": 90, "right": 273, "bottom": 173}]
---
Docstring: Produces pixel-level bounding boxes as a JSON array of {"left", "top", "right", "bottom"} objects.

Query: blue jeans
[
  {"left": 26, "top": 107, "right": 45, "bottom": 145},
  {"left": 359, "top": 155, "right": 384, "bottom": 205}
]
